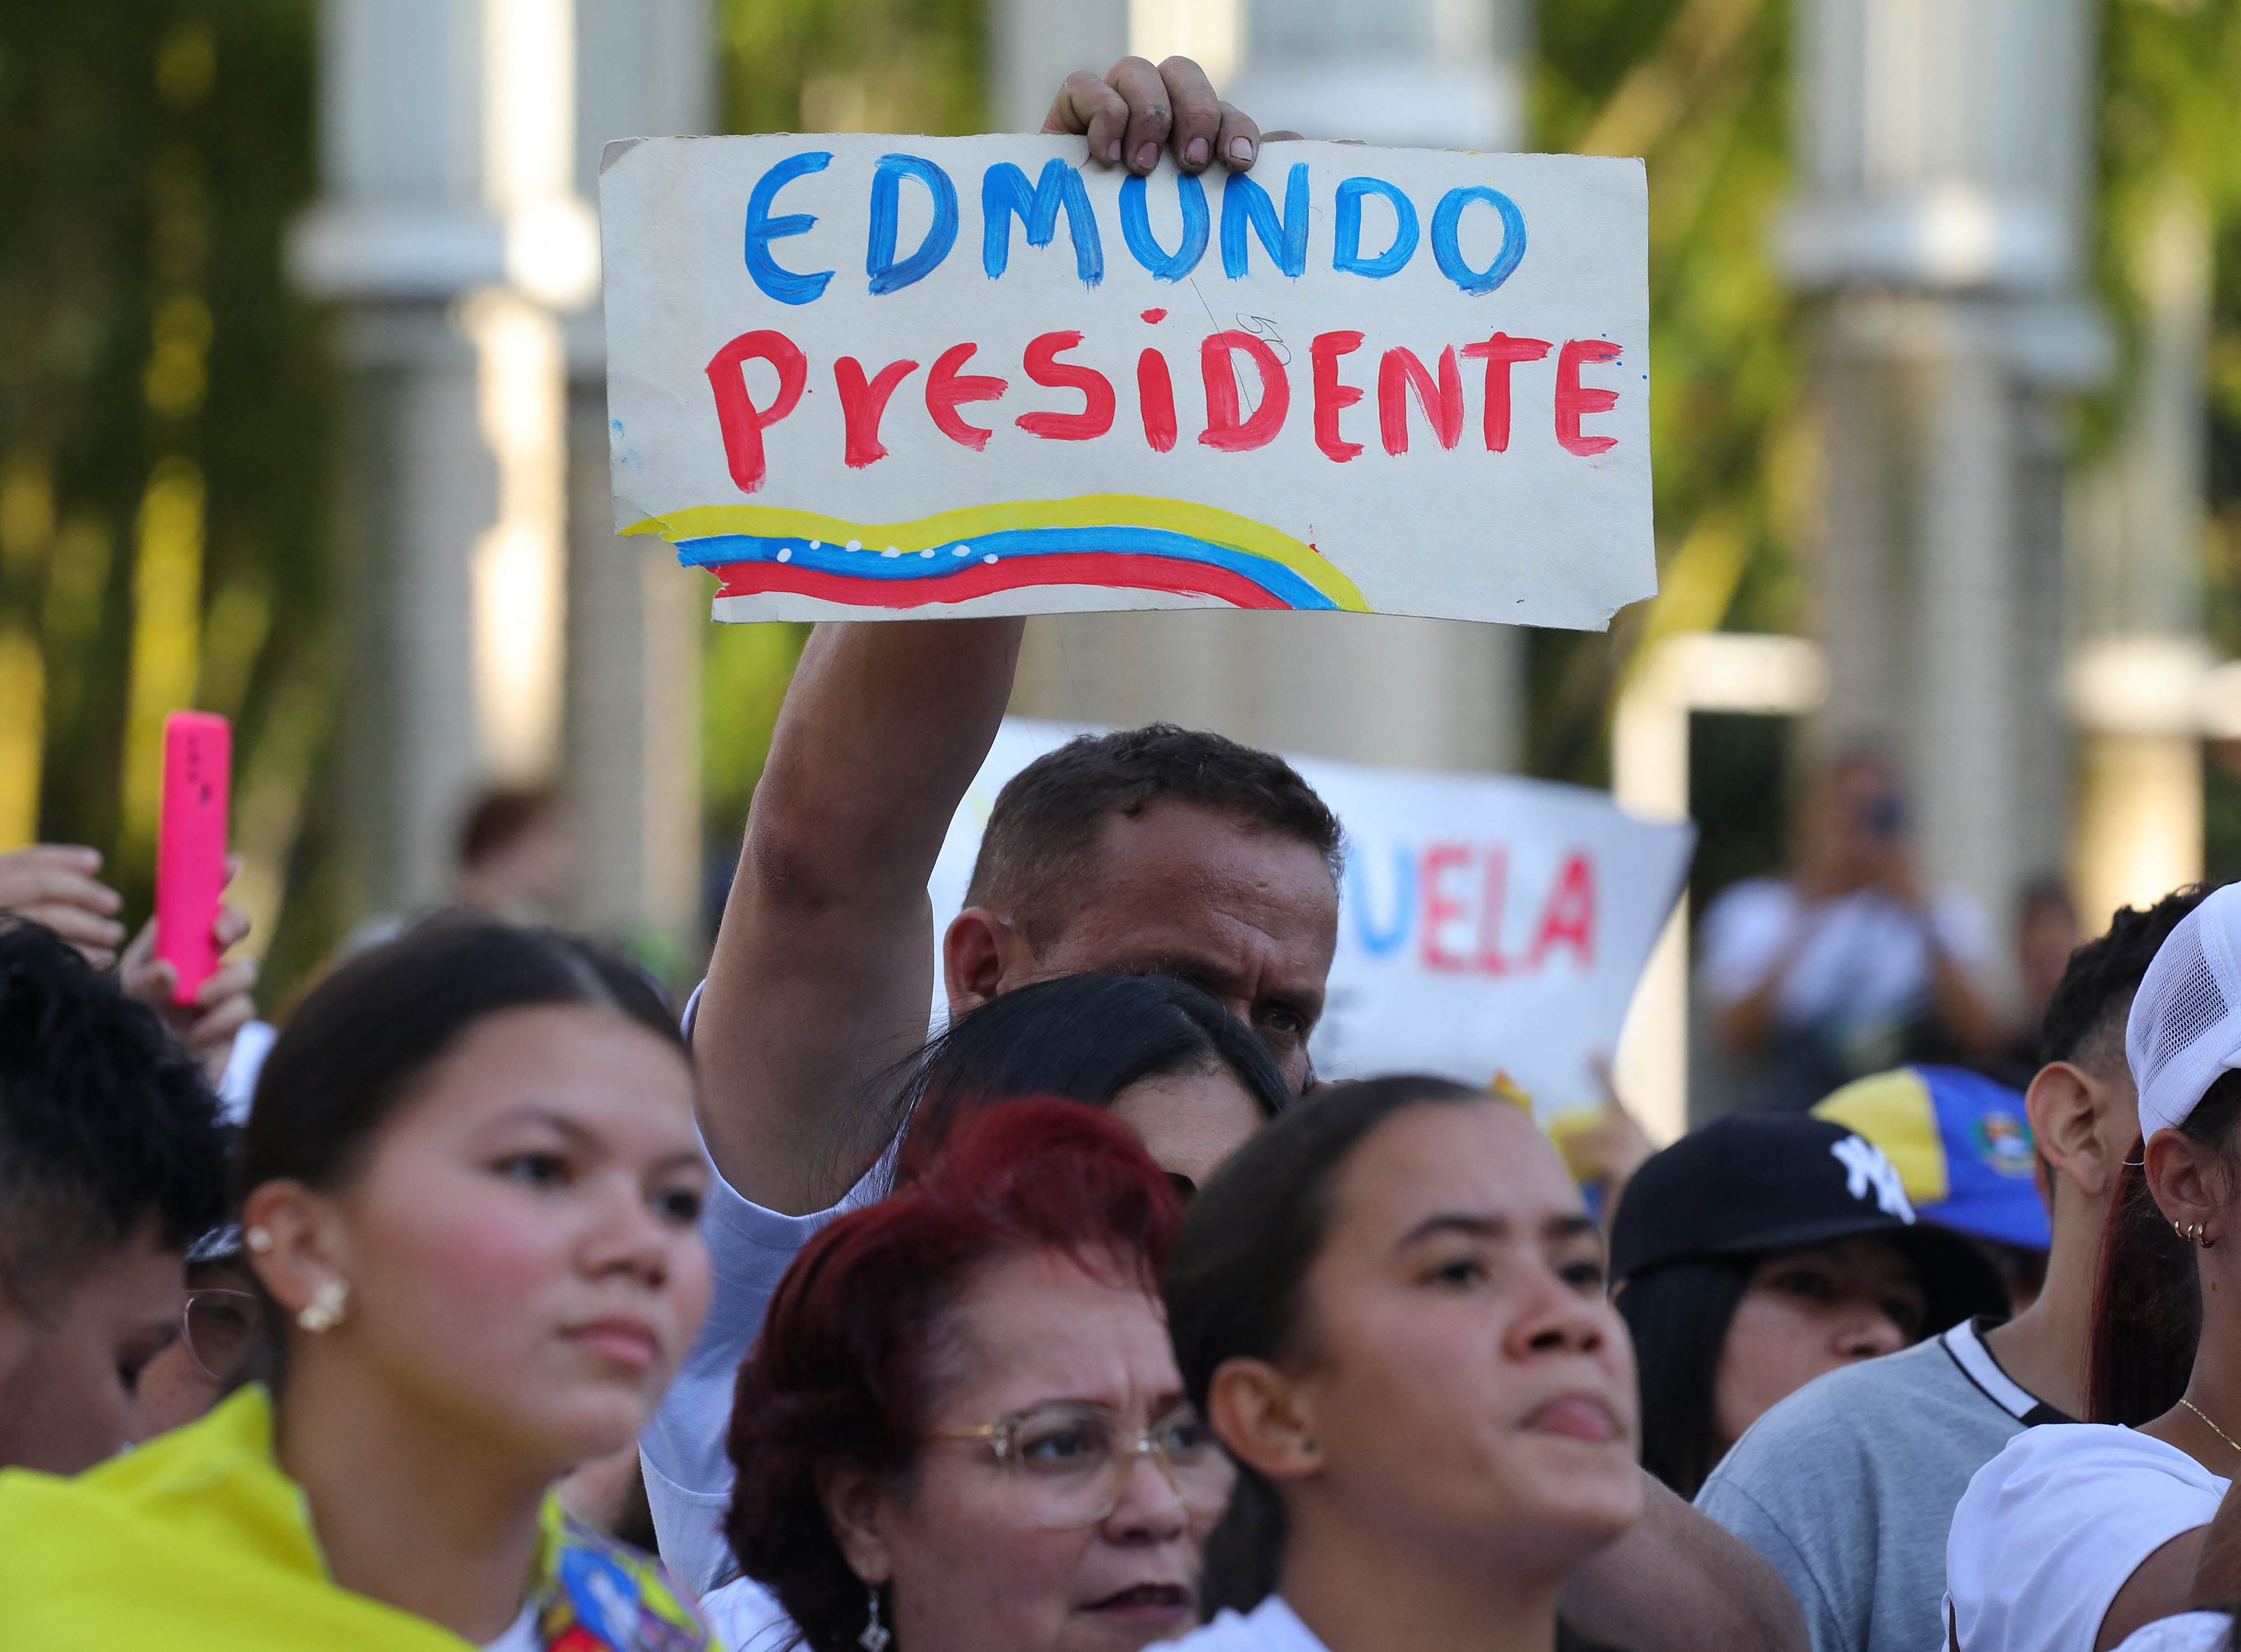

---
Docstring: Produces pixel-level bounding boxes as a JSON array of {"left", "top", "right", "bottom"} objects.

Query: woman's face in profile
[
  {"left": 276, "top": 1003, "right": 713, "bottom": 1469},
  {"left": 828, "top": 1246, "right": 1225, "bottom": 1652},
  {"left": 1286, "top": 1101, "right": 1643, "bottom": 1569},
  {"left": 1713, "top": 1235, "right": 1924, "bottom": 1451}
]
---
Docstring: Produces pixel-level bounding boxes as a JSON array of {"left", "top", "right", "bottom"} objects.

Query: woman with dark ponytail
[
  {"left": 1161, "top": 1076, "right": 1643, "bottom": 1652},
  {"left": 1947, "top": 884, "right": 2241, "bottom": 1652}
]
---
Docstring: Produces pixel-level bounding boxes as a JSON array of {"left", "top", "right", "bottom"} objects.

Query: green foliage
[
  {"left": 722, "top": 0, "right": 985, "bottom": 138},
  {"left": 0, "top": 1, "right": 338, "bottom": 992},
  {"left": 2094, "top": 0, "right": 2241, "bottom": 644},
  {"left": 697, "top": 0, "right": 986, "bottom": 854},
  {"left": 1529, "top": 0, "right": 1802, "bottom": 785}
]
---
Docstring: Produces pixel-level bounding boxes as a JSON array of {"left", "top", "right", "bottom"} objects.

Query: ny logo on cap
[{"left": 1830, "top": 1134, "right": 1915, "bottom": 1222}]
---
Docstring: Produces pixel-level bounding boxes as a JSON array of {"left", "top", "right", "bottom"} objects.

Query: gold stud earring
[{"left": 296, "top": 1276, "right": 349, "bottom": 1333}]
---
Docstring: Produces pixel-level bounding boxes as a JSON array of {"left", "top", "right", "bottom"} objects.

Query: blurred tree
[
  {"left": 2095, "top": 0, "right": 2241, "bottom": 879},
  {"left": 0, "top": 1, "right": 341, "bottom": 995},
  {"left": 699, "top": 0, "right": 985, "bottom": 888},
  {"left": 1531, "top": 0, "right": 1803, "bottom": 790}
]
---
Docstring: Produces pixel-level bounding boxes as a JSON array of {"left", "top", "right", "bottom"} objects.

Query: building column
[
  {"left": 1780, "top": 0, "right": 2105, "bottom": 989},
  {"left": 562, "top": 0, "right": 714, "bottom": 964},
  {"left": 2067, "top": 186, "right": 2213, "bottom": 927},
  {"left": 292, "top": 0, "right": 597, "bottom": 914}
]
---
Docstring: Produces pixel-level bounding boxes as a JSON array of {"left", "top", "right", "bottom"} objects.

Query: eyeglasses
[
  {"left": 929, "top": 1401, "right": 1235, "bottom": 1529},
  {"left": 182, "top": 1288, "right": 264, "bottom": 1383}
]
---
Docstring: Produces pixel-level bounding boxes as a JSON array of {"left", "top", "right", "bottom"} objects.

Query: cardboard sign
[
  {"left": 928, "top": 720, "right": 1694, "bottom": 1119},
  {"left": 601, "top": 134, "right": 1653, "bottom": 631}
]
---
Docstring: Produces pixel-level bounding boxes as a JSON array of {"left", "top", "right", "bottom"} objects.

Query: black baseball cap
[{"left": 1610, "top": 1114, "right": 2010, "bottom": 1335}]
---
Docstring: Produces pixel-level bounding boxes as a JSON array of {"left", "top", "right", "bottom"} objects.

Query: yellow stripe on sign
[{"left": 625, "top": 493, "right": 1371, "bottom": 612}]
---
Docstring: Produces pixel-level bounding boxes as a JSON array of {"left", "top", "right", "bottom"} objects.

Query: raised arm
[
  {"left": 1561, "top": 1472, "right": 1808, "bottom": 1652},
  {"left": 694, "top": 617, "right": 1025, "bottom": 1214},
  {"left": 692, "top": 58, "right": 1272, "bottom": 1216}
]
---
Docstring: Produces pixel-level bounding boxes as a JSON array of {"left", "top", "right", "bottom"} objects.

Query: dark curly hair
[
  {"left": 0, "top": 918, "right": 226, "bottom": 1318},
  {"left": 724, "top": 1100, "right": 1184, "bottom": 1651},
  {"left": 964, "top": 724, "right": 1343, "bottom": 948},
  {"left": 2039, "top": 885, "right": 2211, "bottom": 1073}
]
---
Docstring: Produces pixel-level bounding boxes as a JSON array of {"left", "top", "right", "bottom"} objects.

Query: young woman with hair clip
[
  {"left": 1947, "top": 883, "right": 2241, "bottom": 1652},
  {"left": 1159, "top": 1076, "right": 1646, "bottom": 1652},
  {"left": 0, "top": 918, "right": 717, "bottom": 1651}
]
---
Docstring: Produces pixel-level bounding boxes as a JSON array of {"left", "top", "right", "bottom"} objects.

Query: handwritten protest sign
[
  {"left": 928, "top": 720, "right": 1694, "bottom": 1119},
  {"left": 601, "top": 135, "right": 1652, "bottom": 630}
]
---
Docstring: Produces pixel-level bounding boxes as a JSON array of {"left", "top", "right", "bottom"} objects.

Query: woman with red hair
[{"left": 708, "top": 1098, "right": 1232, "bottom": 1652}]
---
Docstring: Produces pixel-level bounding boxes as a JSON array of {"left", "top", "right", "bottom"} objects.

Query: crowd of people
[{"left": 0, "top": 50, "right": 2233, "bottom": 1652}]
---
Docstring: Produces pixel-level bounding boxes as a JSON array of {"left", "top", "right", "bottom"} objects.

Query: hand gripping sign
[{"left": 601, "top": 134, "right": 1652, "bottom": 630}]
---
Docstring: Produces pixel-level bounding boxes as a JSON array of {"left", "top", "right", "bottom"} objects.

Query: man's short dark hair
[
  {"left": 2038, "top": 885, "right": 2215, "bottom": 1074},
  {"left": 964, "top": 724, "right": 1343, "bottom": 950},
  {"left": 0, "top": 919, "right": 226, "bottom": 1320}
]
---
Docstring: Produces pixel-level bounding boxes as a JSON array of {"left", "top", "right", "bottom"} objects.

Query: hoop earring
[
  {"left": 296, "top": 1276, "right": 349, "bottom": 1333},
  {"left": 858, "top": 1586, "right": 891, "bottom": 1652}
]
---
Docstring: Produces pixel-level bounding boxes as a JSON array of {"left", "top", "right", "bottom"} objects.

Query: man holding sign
[{"left": 624, "top": 56, "right": 1792, "bottom": 1652}]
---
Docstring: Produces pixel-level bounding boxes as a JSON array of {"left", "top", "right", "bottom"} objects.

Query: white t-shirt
[
  {"left": 1177, "top": 1595, "right": 1329, "bottom": 1652},
  {"left": 2112, "top": 1616, "right": 2233, "bottom": 1652},
  {"left": 639, "top": 1152, "right": 890, "bottom": 1596},
  {"left": 644, "top": 981, "right": 913, "bottom": 1594},
  {"left": 1946, "top": 1425, "right": 2227, "bottom": 1652},
  {"left": 1698, "top": 880, "right": 1991, "bottom": 1031}
]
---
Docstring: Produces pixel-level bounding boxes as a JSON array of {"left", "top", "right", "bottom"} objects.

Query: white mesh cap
[{"left": 2128, "top": 882, "right": 2241, "bottom": 1137}]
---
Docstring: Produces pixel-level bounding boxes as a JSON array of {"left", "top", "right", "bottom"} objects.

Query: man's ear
[
  {"left": 2029, "top": 1061, "right": 2118, "bottom": 1204},
  {"left": 817, "top": 1464, "right": 896, "bottom": 1588},
  {"left": 1208, "top": 1357, "right": 1324, "bottom": 1486},
  {"left": 942, "top": 908, "right": 1028, "bottom": 1017}
]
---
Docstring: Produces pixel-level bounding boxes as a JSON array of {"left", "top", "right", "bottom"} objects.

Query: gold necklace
[{"left": 2180, "top": 1398, "right": 2241, "bottom": 1456}]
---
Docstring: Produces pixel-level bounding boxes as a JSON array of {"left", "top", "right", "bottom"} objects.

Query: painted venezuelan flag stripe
[{"left": 621, "top": 495, "right": 1369, "bottom": 614}]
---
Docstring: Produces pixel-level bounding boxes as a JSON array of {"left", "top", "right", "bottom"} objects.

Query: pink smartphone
[{"left": 155, "top": 711, "right": 231, "bottom": 1006}]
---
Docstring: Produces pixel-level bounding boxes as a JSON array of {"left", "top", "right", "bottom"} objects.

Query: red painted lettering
[
  {"left": 1378, "top": 345, "right": 1464, "bottom": 455},
  {"left": 1136, "top": 349, "right": 1178, "bottom": 452},
  {"left": 1474, "top": 846, "right": 1512, "bottom": 975},
  {"left": 1461, "top": 333, "right": 1550, "bottom": 453},
  {"left": 1199, "top": 330, "right": 1291, "bottom": 453},
  {"left": 1555, "top": 340, "right": 1622, "bottom": 457},
  {"left": 834, "top": 356, "right": 919, "bottom": 468},
  {"left": 1525, "top": 851, "right": 1596, "bottom": 970},
  {"left": 924, "top": 342, "right": 1006, "bottom": 452},
  {"left": 1420, "top": 843, "right": 1472, "bottom": 972},
  {"left": 1310, "top": 331, "right": 1365, "bottom": 463},
  {"left": 705, "top": 329, "right": 808, "bottom": 494},
  {"left": 1015, "top": 331, "right": 1115, "bottom": 441}
]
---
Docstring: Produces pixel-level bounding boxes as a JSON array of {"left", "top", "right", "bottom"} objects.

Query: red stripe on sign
[{"left": 709, "top": 552, "right": 1295, "bottom": 611}]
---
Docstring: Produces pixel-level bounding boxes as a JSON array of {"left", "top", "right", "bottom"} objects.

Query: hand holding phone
[{"left": 155, "top": 711, "right": 232, "bottom": 1006}]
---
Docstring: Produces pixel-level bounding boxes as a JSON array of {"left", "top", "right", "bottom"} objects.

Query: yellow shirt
[{"left": 0, "top": 1384, "right": 716, "bottom": 1652}]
